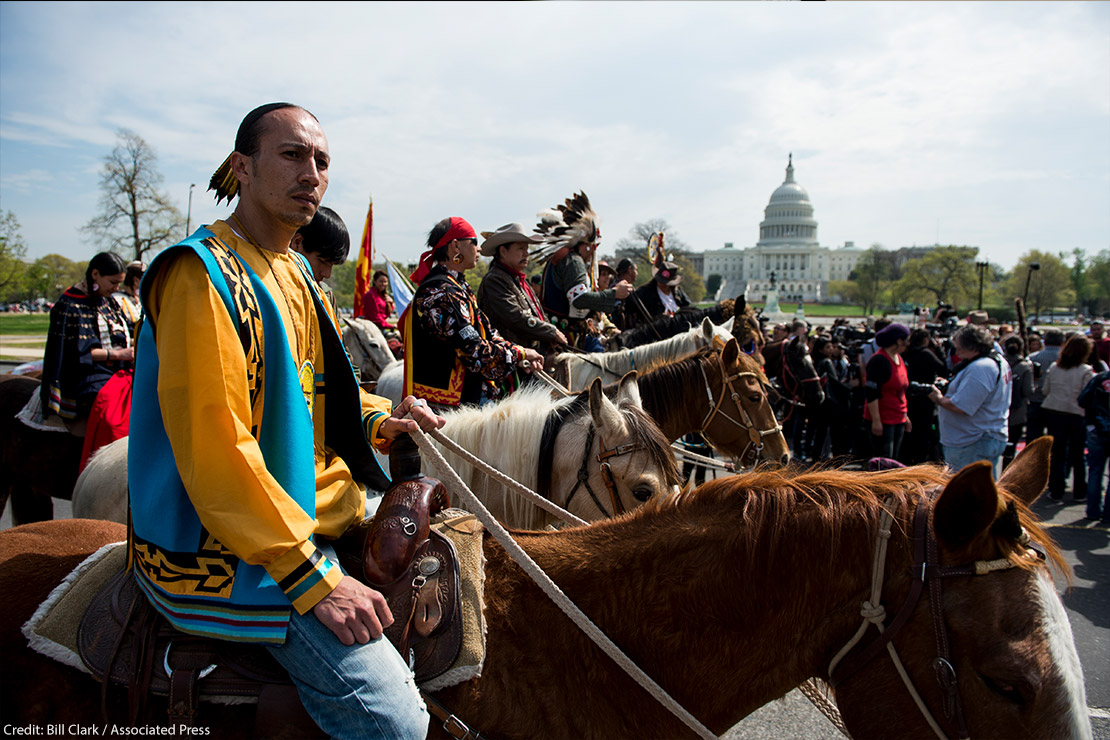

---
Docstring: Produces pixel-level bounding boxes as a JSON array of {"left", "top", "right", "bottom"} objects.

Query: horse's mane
[
  {"left": 615, "top": 341, "right": 768, "bottom": 420},
  {"left": 627, "top": 465, "right": 1065, "bottom": 576},
  {"left": 614, "top": 304, "right": 734, "bottom": 350},
  {"left": 441, "top": 383, "right": 680, "bottom": 527}
]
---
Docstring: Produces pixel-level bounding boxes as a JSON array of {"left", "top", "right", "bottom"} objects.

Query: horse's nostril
[{"left": 780, "top": 454, "right": 790, "bottom": 466}]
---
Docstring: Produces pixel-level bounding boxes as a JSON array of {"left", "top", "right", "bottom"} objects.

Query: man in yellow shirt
[{"left": 128, "top": 103, "right": 442, "bottom": 739}]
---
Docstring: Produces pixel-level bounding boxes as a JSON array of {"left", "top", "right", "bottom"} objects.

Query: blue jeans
[
  {"left": 267, "top": 544, "right": 428, "bottom": 740},
  {"left": 942, "top": 434, "right": 1007, "bottom": 480},
  {"left": 1087, "top": 429, "right": 1110, "bottom": 520}
]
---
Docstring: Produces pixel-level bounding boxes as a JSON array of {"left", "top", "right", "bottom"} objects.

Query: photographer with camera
[{"left": 927, "top": 324, "right": 1012, "bottom": 478}]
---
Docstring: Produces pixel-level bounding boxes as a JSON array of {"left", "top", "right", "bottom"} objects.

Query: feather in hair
[
  {"left": 208, "top": 154, "right": 239, "bottom": 205},
  {"left": 531, "top": 191, "right": 600, "bottom": 265}
]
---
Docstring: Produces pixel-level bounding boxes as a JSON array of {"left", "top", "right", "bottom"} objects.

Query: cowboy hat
[
  {"left": 966, "top": 310, "right": 990, "bottom": 326},
  {"left": 597, "top": 260, "right": 616, "bottom": 275},
  {"left": 480, "top": 223, "right": 543, "bottom": 256},
  {"left": 653, "top": 261, "right": 683, "bottom": 287}
]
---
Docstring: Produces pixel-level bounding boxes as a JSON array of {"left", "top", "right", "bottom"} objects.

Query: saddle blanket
[{"left": 22, "top": 509, "right": 488, "bottom": 692}]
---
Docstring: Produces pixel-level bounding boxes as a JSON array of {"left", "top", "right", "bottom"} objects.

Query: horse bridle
[
  {"left": 827, "top": 488, "right": 1045, "bottom": 740},
  {"left": 563, "top": 422, "right": 643, "bottom": 518},
  {"left": 698, "top": 353, "right": 782, "bottom": 467},
  {"left": 774, "top": 339, "right": 821, "bottom": 422}
]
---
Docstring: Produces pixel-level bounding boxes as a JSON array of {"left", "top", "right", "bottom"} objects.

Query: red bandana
[{"left": 410, "top": 217, "right": 477, "bottom": 284}]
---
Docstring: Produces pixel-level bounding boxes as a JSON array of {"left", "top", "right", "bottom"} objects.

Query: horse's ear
[
  {"left": 934, "top": 461, "right": 1000, "bottom": 549},
  {"left": 589, "top": 376, "right": 622, "bottom": 434},
  {"left": 722, "top": 315, "right": 735, "bottom": 332},
  {"left": 701, "top": 317, "right": 714, "bottom": 343},
  {"left": 998, "top": 435, "right": 1053, "bottom": 506},
  {"left": 736, "top": 296, "right": 747, "bottom": 314},
  {"left": 722, "top": 336, "right": 740, "bottom": 366},
  {"left": 616, "top": 371, "right": 642, "bottom": 408}
]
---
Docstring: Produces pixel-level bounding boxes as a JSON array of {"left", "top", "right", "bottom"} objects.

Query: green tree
[
  {"left": 1065, "top": 248, "right": 1095, "bottom": 315},
  {"left": 846, "top": 245, "right": 891, "bottom": 315},
  {"left": 82, "top": 129, "right": 185, "bottom": 261},
  {"left": 1002, "top": 251, "right": 1074, "bottom": 320},
  {"left": 705, "top": 274, "right": 722, "bottom": 297},
  {"left": 893, "top": 246, "right": 979, "bottom": 310},
  {"left": 1081, "top": 250, "right": 1110, "bottom": 316},
  {"left": 25, "top": 254, "right": 83, "bottom": 302},
  {"left": 0, "top": 211, "right": 28, "bottom": 300}
]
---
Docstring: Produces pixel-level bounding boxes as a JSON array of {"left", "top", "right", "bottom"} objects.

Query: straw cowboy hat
[{"left": 480, "top": 223, "right": 543, "bottom": 257}]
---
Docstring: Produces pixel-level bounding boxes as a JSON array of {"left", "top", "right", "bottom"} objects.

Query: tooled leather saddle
[{"left": 76, "top": 435, "right": 462, "bottom": 732}]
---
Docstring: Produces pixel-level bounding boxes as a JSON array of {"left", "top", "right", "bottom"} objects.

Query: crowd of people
[
  {"left": 775, "top": 312, "right": 1109, "bottom": 522},
  {"left": 21, "top": 101, "right": 1110, "bottom": 738}
]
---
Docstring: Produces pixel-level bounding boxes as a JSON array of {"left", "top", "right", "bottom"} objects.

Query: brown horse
[
  {"left": 613, "top": 336, "right": 789, "bottom": 468},
  {"left": 0, "top": 438, "right": 1088, "bottom": 739},
  {"left": 0, "top": 375, "right": 83, "bottom": 524}
]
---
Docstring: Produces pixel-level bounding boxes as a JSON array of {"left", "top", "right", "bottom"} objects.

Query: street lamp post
[
  {"left": 185, "top": 183, "right": 196, "bottom": 236},
  {"left": 976, "top": 261, "right": 989, "bottom": 310},
  {"left": 1023, "top": 262, "right": 1041, "bottom": 313}
]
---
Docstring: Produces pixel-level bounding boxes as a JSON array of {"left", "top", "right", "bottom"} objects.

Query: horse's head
[
  {"left": 700, "top": 337, "right": 789, "bottom": 467},
  {"left": 557, "top": 375, "right": 681, "bottom": 522},
  {"left": 341, "top": 317, "right": 394, "bottom": 381},
  {"left": 835, "top": 437, "right": 1090, "bottom": 740},
  {"left": 728, "top": 300, "right": 765, "bottom": 368},
  {"left": 784, "top": 335, "right": 824, "bottom": 408}
]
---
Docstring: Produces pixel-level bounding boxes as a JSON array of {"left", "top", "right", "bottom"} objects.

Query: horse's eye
[
  {"left": 979, "top": 674, "right": 1029, "bottom": 706},
  {"left": 748, "top": 393, "right": 761, "bottom": 404},
  {"left": 633, "top": 487, "right": 654, "bottom": 503},
  {"left": 742, "top": 341, "right": 756, "bottom": 355}
]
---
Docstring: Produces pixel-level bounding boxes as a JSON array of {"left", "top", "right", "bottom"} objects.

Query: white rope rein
[
  {"left": 429, "top": 428, "right": 587, "bottom": 527},
  {"left": 406, "top": 421, "right": 720, "bottom": 740}
]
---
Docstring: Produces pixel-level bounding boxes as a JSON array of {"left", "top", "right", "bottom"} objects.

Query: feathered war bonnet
[{"left": 531, "top": 191, "right": 601, "bottom": 287}]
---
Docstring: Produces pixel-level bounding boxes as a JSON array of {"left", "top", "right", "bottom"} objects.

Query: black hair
[
  {"left": 426, "top": 218, "right": 453, "bottom": 263},
  {"left": 1043, "top": 329, "right": 1065, "bottom": 347},
  {"left": 372, "top": 270, "right": 388, "bottom": 282},
  {"left": 616, "top": 258, "right": 634, "bottom": 275},
  {"left": 235, "top": 102, "right": 318, "bottom": 157},
  {"left": 1003, "top": 335, "right": 1025, "bottom": 356},
  {"left": 909, "top": 328, "right": 931, "bottom": 347},
  {"left": 811, "top": 336, "right": 830, "bottom": 357},
  {"left": 294, "top": 206, "right": 349, "bottom": 265},
  {"left": 85, "top": 252, "right": 126, "bottom": 304}
]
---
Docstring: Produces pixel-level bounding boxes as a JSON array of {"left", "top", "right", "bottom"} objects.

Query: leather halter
[
  {"left": 537, "top": 393, "right": 643, "bottom": 519},
  {"left": 698, "top": 353, "right": 782, "bottom": 467},
  {"left": 827, "top": 488, "right": 1045, "bottom": 740},
  {"left": 563, "top": 421, "right": 643, "bottom": 518}
]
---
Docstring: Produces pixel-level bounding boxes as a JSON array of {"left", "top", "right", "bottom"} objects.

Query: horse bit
[
  {"left": 827, "top": 488, "right": 1045, "bottom": 740},
  {"left": 563, "top": 422, "right": 643, "bottom": 518},
  {"left": 698, "top": 353, "right": 782, "bottom": 467}
]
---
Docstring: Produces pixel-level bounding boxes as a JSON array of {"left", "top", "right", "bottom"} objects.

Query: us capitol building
[{"left": 701, "top": 155, "right": 864, "bottom": 303}]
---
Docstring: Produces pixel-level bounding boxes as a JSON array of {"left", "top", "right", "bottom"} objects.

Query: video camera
[{"left": 924, "top": 316, "right": 960, "bottom": 338}]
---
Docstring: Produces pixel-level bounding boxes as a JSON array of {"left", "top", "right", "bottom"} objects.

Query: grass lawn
[{"left": 0, "top": 313, "right": 50, "bottom": 334}]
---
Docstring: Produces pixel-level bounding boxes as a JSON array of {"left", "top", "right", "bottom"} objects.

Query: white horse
[
  {"left": 70, "top": 436, "right": 128, "bottom": 524},
  {"left": 556, "top": 316, "right": 734, "bottom": 391},
  {"left": 375, "top": 315, "right": 735, "bottom": 406},
  {"left": 433, "top": 373, "right": 680, "bottom": 529},
  {"left": 70, "top": 375, "right": 681, "bottom": 531},
  {"left": 340, "top": 317, "right": 394, "bottom": 382}
]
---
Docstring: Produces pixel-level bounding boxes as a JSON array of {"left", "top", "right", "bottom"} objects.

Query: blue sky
[{"left": 1, "top": 1, "right": 1107, "bottom": 271}]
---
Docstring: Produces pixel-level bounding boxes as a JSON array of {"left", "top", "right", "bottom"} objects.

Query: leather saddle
[{"left": 77, "top": 440, "right": 462, "bottom": 730}]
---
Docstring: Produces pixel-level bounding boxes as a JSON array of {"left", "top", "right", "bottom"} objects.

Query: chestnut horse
[{"left": 0, "top": 438, "right": 1089, "bottom": 739}]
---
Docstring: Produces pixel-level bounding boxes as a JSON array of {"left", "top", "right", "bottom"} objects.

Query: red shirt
[
  {"left": 359, "top": 288, "right": 395, "bottom": 329},
  {"left": 863, "top": 348, "right": 909, "bottom": 424}
]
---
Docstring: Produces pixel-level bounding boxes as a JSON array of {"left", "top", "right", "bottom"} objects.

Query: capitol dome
[{"left": 757, "top": 154, "right": 818, "bottom": 247}]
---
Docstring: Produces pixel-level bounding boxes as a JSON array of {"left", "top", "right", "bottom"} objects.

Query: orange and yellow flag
[{"left": 352, "top": 196, "right": 373, "bottom": 318}]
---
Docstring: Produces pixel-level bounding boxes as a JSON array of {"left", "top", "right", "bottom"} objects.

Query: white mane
[{"left": 557, "top": 316, "right": 734, "bottom": 391}]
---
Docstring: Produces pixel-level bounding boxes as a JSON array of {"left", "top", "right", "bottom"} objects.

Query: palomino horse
[
  {"left": 0, "top": 375, "right": 83, "bottom": 524},
  {"left": 606, "top": 336, "right": 789, "bottom": 468},
  {"left": 340, "top": 316, "right": 395, "bottom": 383},
  {"left": 0, "top": 439, "right": 1088, "bottom": 739},
  {"left": 555, "top": 317, "right": 734, "bottom": 391},
  {"left": 70, "top": 376, "right": 680, "bottom": 530}
]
